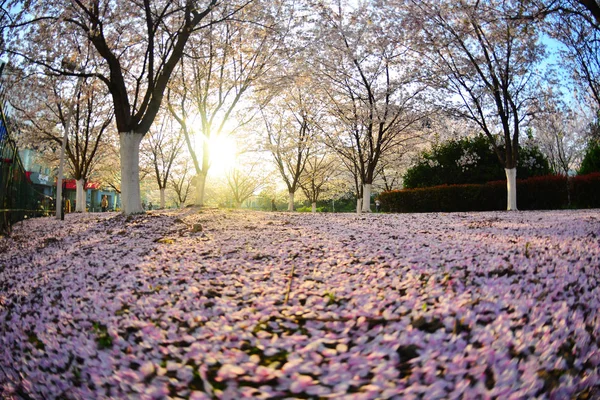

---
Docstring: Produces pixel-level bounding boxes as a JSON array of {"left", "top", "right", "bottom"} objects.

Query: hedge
[
  {"left": 379, "top": 174, "right": 600, "bottom": 213},
  {"left": 571, "top": 172, "right": 600, "bottom": 209}
]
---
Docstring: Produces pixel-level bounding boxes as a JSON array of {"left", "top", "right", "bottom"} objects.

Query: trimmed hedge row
[
  {"left": 379, "top": 173, "right": 600, "bottom": 213},
  {"left": 572, "top": 172, "right": 600, "bottom": 208}
]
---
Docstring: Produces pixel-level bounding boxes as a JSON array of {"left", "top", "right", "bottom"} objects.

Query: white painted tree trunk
[
  {"left": 311, "top": 202, "right": 317, "bottom": 213},
  {"left": 119, "top": 132, "right": 144, "bottom": 215},
  {"left": 362, "top": 183, "right": 372, "bottom": 212},
  {"left": 195, "top": 173, "right": 207, "bottom": 207},
  {"left": 505, "top": 168, "right": 517, "bottom": 211},
  {"left": 55, "top": 132, "right": 68, "bottom": 219},
  {"left": 55, "top": 76, "right": 83, "bottom": 219},
  {"left": 356, "top": 198, "right": 362, "bottom": 214},
  {"left": 75, "top": 179, "right": 86, "bottom": 213},
  {"left": 288, "top": 192, "right": 295, "bottom": 211},
  {"left": 160, "top": 188, "right": 166, "bottom": 209}
]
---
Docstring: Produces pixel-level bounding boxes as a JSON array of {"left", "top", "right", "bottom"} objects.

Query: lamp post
[{"left": 55, "top": 63, "right": 84, "bottom": 220}]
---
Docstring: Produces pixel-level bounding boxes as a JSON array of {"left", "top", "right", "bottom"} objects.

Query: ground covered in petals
[{"left": 0, "top": 208, "right": 599, "bottom": 399}]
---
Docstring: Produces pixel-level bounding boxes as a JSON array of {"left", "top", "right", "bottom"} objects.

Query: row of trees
[{"left": 1, "top": 0, "right": 599, "bottom": 214}]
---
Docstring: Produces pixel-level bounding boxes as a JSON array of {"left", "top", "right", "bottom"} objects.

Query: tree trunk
[
  {"left": 356, "top": 198, "right": 362, "bottom": 214},
  {"left": 505, "top": 168, "right": 517, "bottom": 211},
  {"left": 311, "top": 202, "right": 317, "bottom": 213},
  {"left": 362, "top": 183, "right": 372, "bottom": 212},
  {"left": 119, "top": 132, "right": 144, "bottom": 215},
  {"left": 160, "top": 188, "right": 166, "bottom": 209},
  {"left": 566, "top": 176, "right": 571, "bottom": 207},
  {"left": 75, "top": 179, "right": 86, "bottom": 213},
  {"left": 288, "top": 191, "right": 295, "bottom": 211},
  {"left": 195, "top": 172, "right": 207, "bottom": 207},
  {"left": 55, "top": 135, "right": 68, "bottom": 219}
]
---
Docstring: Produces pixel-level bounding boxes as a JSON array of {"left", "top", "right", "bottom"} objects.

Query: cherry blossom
[{"left": 0, "top": 208, "right": 599, "bottom": 398}]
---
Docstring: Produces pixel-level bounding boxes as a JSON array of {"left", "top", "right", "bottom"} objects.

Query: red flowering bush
[
  {"left": 380, "top": 175, "right": 584, "bottom": 213},
  {"left": 571, "top": 172, "right": 600, "bottom": 209}
]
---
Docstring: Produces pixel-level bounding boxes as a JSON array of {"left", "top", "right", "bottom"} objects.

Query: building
[{"left": 19, "top": 148, "right": 120, "bottom": 213}]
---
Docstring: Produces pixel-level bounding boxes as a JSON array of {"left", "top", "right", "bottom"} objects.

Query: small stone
[{"left": 192, "top": 224, "right": 203, "bottom": 233}]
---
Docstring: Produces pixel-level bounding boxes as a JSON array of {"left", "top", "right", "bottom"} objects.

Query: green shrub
[
  {"left": 517, "top": 146, "right": 551, "bottom": 179},
  {"left": 578, "top": 142, "right": 600, "bottom": 175},
  {"left": 296, "top": 205, "right": 328, "bottom": 212},
  {"left": 403, "top": 136, "right": 550, "bottom": 189}
]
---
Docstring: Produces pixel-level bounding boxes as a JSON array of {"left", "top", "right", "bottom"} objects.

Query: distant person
[
  {"left": 101, "top": 195, "right": 108, "bottom": 212},
  {"left": 375, "top": 199, "right": 381, "bottom": 213},
  {"left": 37, "top": 201, "right": 44, "bottom": 216},
  {"left": 271, "top": 199, "right": 277, "bottom": 211},
  {"left": 148, "top": 201, "right": 153, "bottom": 211},
  {"left": 65, "top": 199, "right": 71, "bottom": 213}
]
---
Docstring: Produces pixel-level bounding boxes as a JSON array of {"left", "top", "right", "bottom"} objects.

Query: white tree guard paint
[
  {"left": 356, "top": 198, "right": 362, "bottom": 214},
  {"left": 362, "top": 183, "right": 372, "bottom": 212},
  {"left": 195, "top": 173, "right": 206, "bottom": 207},
  {"left": 160, "top": 188, "right": 166, "bottom": 209},
  {"left": 505, "top": 168, "right": 518, "bottom": 211},
  {"left": 288, "top": 192, "right": 295, "bottom": 211},
  {"left": 312, "top": 202, "right": 317, "bottom": 213},
  {"left": 75, "top": 179, "right": 86, "bottom": 213},
  {"left": 55, "top": 136, "right": 68, "bottom": 219},
  {"left": 119, "top": 132, "right": 144, "bottom": 215}
]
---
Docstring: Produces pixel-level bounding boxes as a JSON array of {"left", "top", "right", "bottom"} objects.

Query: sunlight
[{"left": 208, "top": 135, "right": 237, "bottom": 177}]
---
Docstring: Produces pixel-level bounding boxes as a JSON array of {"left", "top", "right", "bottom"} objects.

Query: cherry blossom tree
[
  {"left": 262, "top": 75, "right": 320, "bottom": 212},
  {"left": 514, "top": 1, "right": 600, "bottom": 115},
  {"left": 140, "top": 115, "right": 184, "bottom": 209},
  {"left": 409, "top": 0, "right": 545, "bottom": 210},
  {"left": 527, "top": 1, "right": 600, "bottom": 28},
  {"left": 169, "top": 157, "right": 193, "bottom": 208},
  {"left": 573, "top": 0, "right": 600, "bottom": 22},
  {"left": 299, "top": 152, "right": 339, "bottom": 213},
  {"left": 226, "top": 163, "right": 266, "bottom": 208},
  {"left": 10, "top": 69, "right": 113, "bottom": 213},
  {"left": 376, "top": 152, "right": 409, "bottom": 192},
  {"left": 313, "top": 0, "right": 427, "bottom": 212},
  {"left": 5, "top": 0, "right": 250, "bottom": 214},
  {"left": 93, "top": 137, "right": 121, "bottom": 196},
  {"left": 167, "top": 0, "right": 290, "bottom": 207},
  {"left": 532, "top": 97, "right": 588, "bottom": 175},
  {"left": 332, "top": 142, "right": 364, "bottom": 213},
  {"left": 544, "top": 2, "right": 600, "bottom": 109}
]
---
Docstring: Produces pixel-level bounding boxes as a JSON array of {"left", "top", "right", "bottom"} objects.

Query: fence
[{"left": 0, "top": 103, "right": 41, "bottom": 235}]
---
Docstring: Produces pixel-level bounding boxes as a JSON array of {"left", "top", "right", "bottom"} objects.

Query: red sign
[
  {"left": 60, "top": 179, "right": 102, "bottom": 190},
  {"left": 86, "top": 182, "right": 101, "bottom": 190}
]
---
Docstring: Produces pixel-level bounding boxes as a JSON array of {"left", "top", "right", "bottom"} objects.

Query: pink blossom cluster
[{"left": 0, "top": 208, "right": 599, "bottom": 399}]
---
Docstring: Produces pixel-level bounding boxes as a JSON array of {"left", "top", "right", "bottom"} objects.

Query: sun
[{"left": 208, "top": 135, "right": 237, "bottom": 177}]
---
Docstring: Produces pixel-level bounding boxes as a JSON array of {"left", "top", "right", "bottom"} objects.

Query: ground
[{"left": 0, "top": 208, "right": 599, "bottom": 399}]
